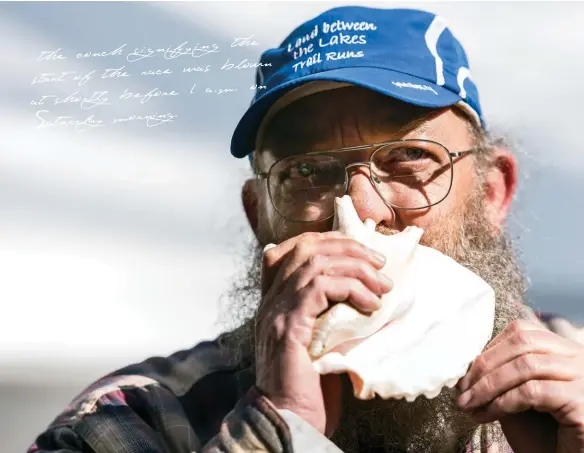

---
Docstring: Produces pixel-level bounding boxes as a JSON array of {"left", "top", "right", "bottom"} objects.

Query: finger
[
  {"left": 263, "top": 232, "right": 345, "bottom": 272},
  {"left": 268, "top": 238, "right": 387, "bottom": 299},
  {"left": 288, "top": 255, "right": 393, "bottom": 297},
  {"left": 469, "top": 379, "right": 576, "bottom": 425},
  {"left": 458, "top": 353, "right": 576, "bottom": 411},
  {"left": 458, "top": 322, "right": 578, "bottom": 392},
  {"left": 261, "top": 232, "right": 344, "bottom": 295},
  {"left": 293, "top": 275, "right": 383, "bottom": 319},
  {"left": 485, "top": 319, "right": 546, "bottom": 351},
  {"left": 258, "top": 274, "right": 383, "bottom": 332}
]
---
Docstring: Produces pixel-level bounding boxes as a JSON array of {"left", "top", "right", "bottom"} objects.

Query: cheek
[
  {"left": 450, "top": 161, "right": 481, "bottom": 204},
  {"left": 397, "top": 207, "right": 440, "bottom": 231},
  {"left": 256, "top": 188, "right": 278, "bottom": 244},
  {"left": 396, "top": 162, "right": 478, "bottom": 229},
  {"left": 281, "top": 220, "right": 332, "bottom": 242},
  {"left": 256, "top": 186, "right": 331, "bottom": 244}
]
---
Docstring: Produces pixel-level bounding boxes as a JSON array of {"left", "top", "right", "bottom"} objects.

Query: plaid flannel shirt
[{"left": 28, "top": 308, "right": 581, "bottom": 453}]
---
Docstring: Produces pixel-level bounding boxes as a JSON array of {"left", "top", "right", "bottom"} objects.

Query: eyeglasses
[{"left": 256, "top": 139, "right": 479, "bottom": 223}]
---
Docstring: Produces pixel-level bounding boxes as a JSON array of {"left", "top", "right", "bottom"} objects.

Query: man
[{"left": 29, "top": 6, "right": 584, "bottom": 453}]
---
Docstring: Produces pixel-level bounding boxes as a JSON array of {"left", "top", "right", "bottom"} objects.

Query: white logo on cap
[
  {"left": 457, "top": 67, "right": 471, "bottom": 99},
  {"left": 392, "top": 81, "right": 438, "bottom": 95},
  {"left": 425, "top": 16, "right": 447, "bottom": 86},
  {"left": 425, "top": 15, "right": 473, "bottom": 100}
]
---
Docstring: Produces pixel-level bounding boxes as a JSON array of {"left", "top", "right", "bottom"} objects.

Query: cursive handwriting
[
  {"left": 31, "top": 72, "right": 74, "bottom": 84},
  {"left": 31, "top": 91, "right": 110, "bottom": 109},
  {"left": 126, "top": 43, "right": 219, "bottom": 63},
  {"left": 73, "top": 70, "right": 97, "bottom": 87},
  {"left": 77, "top": 44, "right": 126, "bottom": 59},
  {"left": 31, "top": 70, "right": 97, "bottom": 87},
  {"left": 37, "top": 49, "right": 66, "bottom": 61},
  {"left": 102, "top": 66, "right": 131, "bottom": 78},
  {"left": 164, "top": 42, "right": 219, "bottom": 59},
  {"left": 126, "top": 47, "right": 161, "bottom": 63},
  {"left": 31, "top": 38, "right": 274, "bottom": 132},
  {"left": 221, "top": 58, "right": 272, "bottom": 70},
  {"left": 112, "top": 112, "right": 177, "bottom": 127},
  {"left": 205, "top": 87, "right": 238, "bottom": 95},
  {"left": 231, "top": 35, "right": 259, "bottom": 47},
  {"left": 141, "top": 68, "right": 173, "bottom": 76},
  {"left": 36, "top": 110, "right": 105, "bottom": 131},
  {"left": 119, "top": 87, "right": 179, "bottom": 104},
  {"left": 182, "top": 65, "right": 211, "bottom": 73}
]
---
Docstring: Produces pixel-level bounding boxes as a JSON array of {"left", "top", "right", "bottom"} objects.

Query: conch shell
[{"left": 307, "top": 195, "right": 495, "bottom": 401}]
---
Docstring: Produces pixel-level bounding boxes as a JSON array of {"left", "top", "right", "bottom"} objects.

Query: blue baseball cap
[{"left": 230, "top": 6, "right": 484, "bottom": 159}]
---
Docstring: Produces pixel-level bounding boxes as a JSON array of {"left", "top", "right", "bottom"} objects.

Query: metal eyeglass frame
[{"left": 255, "top": 138, "right": 479, "bottom": 223}]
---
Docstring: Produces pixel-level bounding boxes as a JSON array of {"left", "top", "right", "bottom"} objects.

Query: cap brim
[{"left": 230, "top": 66, "right": 462, "bottom": 158}]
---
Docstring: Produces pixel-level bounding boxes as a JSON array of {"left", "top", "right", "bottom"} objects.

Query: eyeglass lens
[{"left": 267, "top": 140, "right": 453, "bottom": 222}]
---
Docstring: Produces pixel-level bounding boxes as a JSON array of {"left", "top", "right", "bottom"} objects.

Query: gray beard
[{"left": 219, "top": 188, "right": 528, "bottom": 453}]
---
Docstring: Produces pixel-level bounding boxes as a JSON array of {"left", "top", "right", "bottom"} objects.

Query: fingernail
[
  {"left": 457, "top": 376, "right": 468, "bottom": 392},
  {"left": 377, "top": 273, "right": 393, "bottom": 291},
  {"left": 371, "top": 296, "right": 383, "bottom": 310},
  {"left": 458, "top": 390, "right": 473, "bottom": 408},
  {"left": 368, "top": 249, "right": 386, "bottom": 266}
]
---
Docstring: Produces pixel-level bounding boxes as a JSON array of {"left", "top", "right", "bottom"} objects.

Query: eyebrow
[{"left": 257, "top": 95, "right": 454, "bottom": 166}]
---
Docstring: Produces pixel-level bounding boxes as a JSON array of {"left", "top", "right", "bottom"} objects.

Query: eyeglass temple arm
[{"left": 449, "top": 149, "right": 479, "bottom": 158}]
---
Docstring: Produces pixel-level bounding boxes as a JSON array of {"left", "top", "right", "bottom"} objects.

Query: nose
[{"left": 346, "top": 165, "right": 397, "bottom": 228}]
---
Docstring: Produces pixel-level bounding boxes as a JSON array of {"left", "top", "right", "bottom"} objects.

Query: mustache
[{"left": 375, "top": 225, "right": 400, "bottom": 236}]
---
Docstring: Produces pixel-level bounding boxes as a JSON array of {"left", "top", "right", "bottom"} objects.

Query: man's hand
[
  {"left": 457, "top": 319, "right": 584, "bottom": 453},
  {"left": 255, "top": 232, "right": 392, "bottom": 437}
]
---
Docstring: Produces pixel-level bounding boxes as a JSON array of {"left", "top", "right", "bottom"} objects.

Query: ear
[
  {"left": 242, "top": 178, "right": 261, "bottom": 241},
  {"left": 482, "top": 146, "right": 518, "bottom": 234}
]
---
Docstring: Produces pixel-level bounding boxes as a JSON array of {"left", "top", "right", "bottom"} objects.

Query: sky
[{"left": 1, "top": 1, "right": 584, "bottom": 382}]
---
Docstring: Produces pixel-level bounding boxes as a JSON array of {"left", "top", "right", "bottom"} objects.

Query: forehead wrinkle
[
  {"left": 261, "top": 115, "right": 336, "bottom": 163},
  {"left": 270, "top": 108, "right": 423, "bottom": 147},
  {"left": 392, "top": 108, "right": 442, "bottom": 137},
  {"left": 259, "top": 116, "right": 435, "bottom": 169},
  {"left": 258, "top": 92, "right": 453, "bottom": 165},
  {"left": 398, "top": 121, "right": 432, "bottom": 140},
  {"left": 278, "top": 110, "right": 332, "bottom": 146},
  {"left": 339, "top": 107, "right": 366, "bottom": 148}
]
